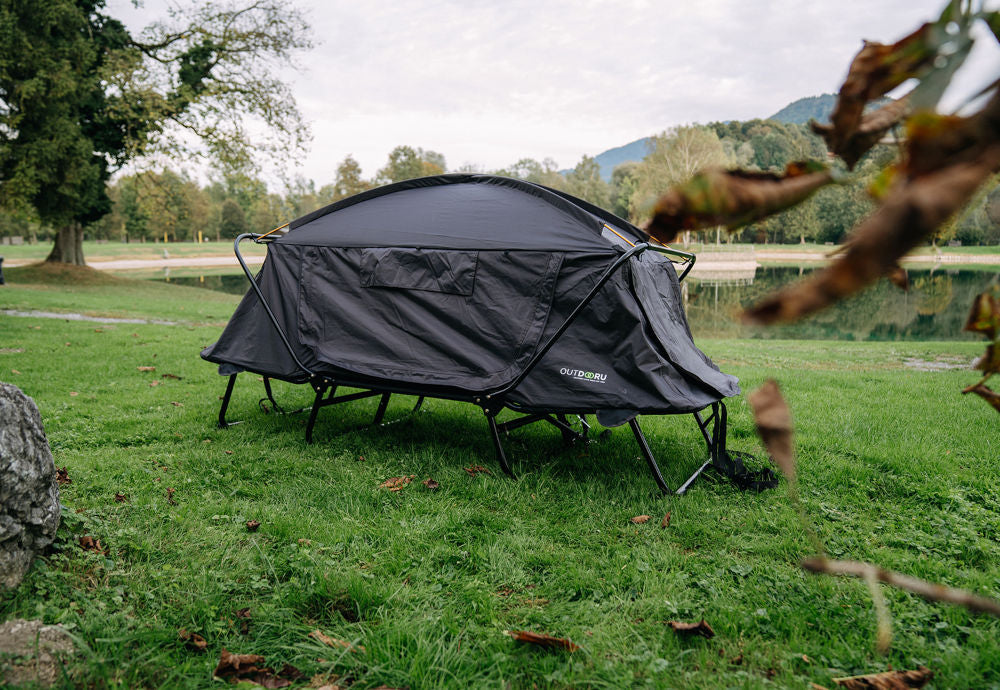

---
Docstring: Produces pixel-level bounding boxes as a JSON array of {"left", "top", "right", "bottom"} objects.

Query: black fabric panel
[
  {"left": 200, "top": 246, "right": 310, "bottom": 382},
  {"left": 507, "top": 253, "right": 732, "bottom": 414},
  {"left": 296, "top": 247, "right": 563, "bottom": 392},
  {"left": 360, "top": 248, "right": 477, "bottom": 296},
  {"left": 278, "top": 176, "right": 611, "bottom": 252},
  {"left": 630, "top": 253, "right": 740, "bottom": 399}
]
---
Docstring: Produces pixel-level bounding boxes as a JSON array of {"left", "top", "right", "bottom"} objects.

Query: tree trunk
[{"left": 45, "top": 223, "right": 85, "bottom": 265}]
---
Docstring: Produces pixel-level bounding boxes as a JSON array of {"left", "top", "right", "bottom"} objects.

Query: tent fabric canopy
[{"left": 201, "top": 174, "right": 739, "bottom": 424}]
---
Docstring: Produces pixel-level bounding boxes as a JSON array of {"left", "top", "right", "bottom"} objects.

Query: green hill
[{"left": 767, "top": 94, "right": 837, "bottom": 124}]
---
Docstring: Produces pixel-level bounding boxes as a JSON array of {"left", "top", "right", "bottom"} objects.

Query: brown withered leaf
[
  {"left": 630, "top": 515, "right": 651, "bottom": 524},
  {"left": 745, "top": 100, "right": 1000, "bottom": 326},
  {"left": 646, "top": 163, "right": 834, "bottom": 243},
  {"left": 964, "top": 288, "right": 1000, "bottom": 339},
  {"left": 246, "top": 520, "right": 261, "bottom": 532},
  {"left": 973, "top": 343, "right": 1000, "bottom": 375},
  {"left": 820, "top": 20, "right": 937, "bottom": 168},
  {"left": 171, "top": 401, "right": 183, "bottom": 407},
  {"left": 79, "top": 535, "right": 108, "bottom": 555},
  {"left": 114, "top": 492, "right": 128, "bottom": 503},
  {"left": 380, "top": 475, "right": 415, "bottom": 491},
  {"left": 661, "top": 511, "right": 672, "bottom": 529},
  {"left": 179, "top": 628, "right": 207, "bottom": 652},
  {"left": 748, "top": 380, "right": 795, "bottom": 483},
  {"left": 666, "top": 619, "right": 715, "bottom": 639},
  {"left": 308, "top": 629, "right": 366, "bottom": 653},
  {"left": 166, "top": 487, "right": 177, "bottom": 505},
  {"left": 235, "top": 607, "right": 252, "bottom": 635},
  {"left": 149, "top": 381, "right": 159, "bottom": 387},
  {"left": 832, "top": 666, "right": 933, "bottom": 689},
  {"left": 137, "top": 366, "right": 156, "bottom": 372},
  {"left": 813, "top": 96, "right": 912, "bottom": 169},
  {"left": 69, "top": 391, "right": 79, "bottom": 397},
  {"left": 506, "top": 629, "right": 579, "bottom": 652},
  {"left": 422, "top": 477, "right": 440, "bottom": 490},
  {"left": 161, "top": 373, "right": 182, "bottom": 380},
  {"left": 963, "top": 383, "right": 1000, "bottom": 412},
  {"left": 56, "top": 467, "right": 71, "bottom": 485},
  {"left": 463, "top": 465, "right": 492, "bottom": 476},
  {"left": 213, "top": 648, "right": 300, "bottom": 688},
  {"left": 886, "top": 262, "right": 909, "bottom": 292}
]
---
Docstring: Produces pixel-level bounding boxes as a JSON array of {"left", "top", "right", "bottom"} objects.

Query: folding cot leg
[
  {"left": 305, "top": 383, "right": 328, "bottom": 444},
  {"left": 412, "top": 396, "right": 425, "bottom": 413},
  {"left": 259, "top": 376, "right": 285, "bottom": 415},
  {"left": 628, "top": 417, "right": 671, "bottom": 495},
  {"left": 372, "top": 392, "right": 391, "bottom": 425},
  {"left": 218, "top": 373, "right": 239, "bottom": 428},
  {"left": 484, "top": 409, "right": 516, "bottom": 479}
]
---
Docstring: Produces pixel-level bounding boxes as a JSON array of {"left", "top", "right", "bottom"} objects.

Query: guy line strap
[
  {"left": 258, "top": 222, "right": 290, "bottom": 240},
  {"left": 603, "top": 223, "right": 678, "bottom": 255}
]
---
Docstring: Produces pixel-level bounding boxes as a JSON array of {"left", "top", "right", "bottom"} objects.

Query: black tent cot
[{"left": 201, "top": 174, "right": 774, "bottom": 493}]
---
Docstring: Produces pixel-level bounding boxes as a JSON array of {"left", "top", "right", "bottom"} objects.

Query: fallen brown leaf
[
  {"left": 137, "top": 366, "right": 156, "bottom": 372},
  {"left": 166, "top": 487, "right": 177, "bottom": 505},
  {"left": 114, "top": 492, "right": 128, "bottom": 503},
  {"left": 748, "top": 380, "right": 795, "bottom": 482},
  {"left": 630, "top": 515, "right": 651, "bottom": 524},
  {"left": 69, "top": 391, "right": 79, "bottom": 397},
  {"left": 380, "top": 475, "right": 415, "bottom": 491},
  {"left": 506, "top": 629, "right": 579, "bottom": 652},
  {"left": 171, "top": 401, "right": 183, "bottom": 407},
  {"left": 179, "top": 628, "right": 207, "bottom": 652},
  {"left": 235, "top": 607, "right": 252, "bottom": 635},
  {"left": 213, "top": 648, "right": 301, "bottom": 688},
  {"left": 161, "top": 373, "right": 182, "bottom": 380},
  {"left": 79, "top": 535, "right": 108, "bottom": 555},
  {"left": 661, "top": 511, "right": 672, "bottom": 529},
  {"left": 666, "top": 619, "right": 715, "bottom": 639},
  {"left": 56, "top": 467, "right": 71, "bottom": 485},
  {"left": 832, "top": 666, "right": 933, "bottom": 689},
  {"left": 422, "top": 477, "right": 440, "bottom": 490},
  {"left": 149, "top": 381, "right": 159, "bottom": 387},
  {"left": 246, "top": 520, "right": 261, "bottom": 532},
  {"left": 463, "top": 465, "right": 492, "bottom": 476},
  {"left": 308, "top": 629, "right": 366, "bottom": 653},
  {"left": 10, "top": 369, "right": 20, "bottom": 375}
]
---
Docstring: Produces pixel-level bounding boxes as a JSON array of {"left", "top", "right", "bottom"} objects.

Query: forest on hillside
[{"left": 3, "top": 118, "right": 999, "bottom": 247}]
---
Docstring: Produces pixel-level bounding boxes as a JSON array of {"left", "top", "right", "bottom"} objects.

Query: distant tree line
[{"left": 2, "top": 122, "right": 998, "bottom": 246}]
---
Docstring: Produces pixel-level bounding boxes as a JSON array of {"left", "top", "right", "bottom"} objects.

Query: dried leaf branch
[
  {"left": 646, "top": 163, "right": 834, "bottom": 243},
  {"left": 801, "top": 558, "right": 1000, "bottom": 617},
  {"left": 962, "top": 285, "right": 1000, "bottom": 412}
]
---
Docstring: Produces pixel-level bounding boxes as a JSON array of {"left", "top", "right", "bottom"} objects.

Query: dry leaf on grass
[
  {"left": 380, "top": 475, "right": 415, "bottom": 491},
  {"left": 56, "top": 467, "right": 71, "bottom": 485},
  {"left": 235, "top": 607, "right": 252, "bottom": 635},
  {"left": 161, "top": 373, "right": 182, "bottom": 380},
  {"left": 69, "top": 391, "right": 79, "bottom": 397},
  {"left": 422, "top": 477, "right": 439, "bottom": 490},
  {"left": 246, "top": 520, "right": 260, "bottom": 532},
  {"left": 171, "top": 401, "right": 183, "bottom": 407},
  {"left": 832, "top": 666, "right": 933, "bottom": 689},
  {"left": 137, "top": 366, "right": 156, "bottom": 372},
  {"left": 666, "top": 619, "right": 715, "bottom": 639},
  {"left": 179, "top": 629, "right": 207, "bottom": 652},
  {"left": 661, "top": 511, "right": 672, "bottom": 528},
  {"left": 114, "top": 492, "right": 128, "bottom": 503},
  {"left": 463, "top": 465, "right": 492, "bottom": 476},
  {"left": 78, "top": 535, "right": 108, "bottom": 555},
  {"left": 213, "top": 648, "right": 302, "bottom": 688},
  {"left": 166, "top": 487, "right": 177, "bottom": 505},
  {"left": 630, "top": 515, "right": 651, "bottom": 524},
  {"left": 149, "top": 381, "right": 159, "bottom": 387},
  {"left": 308, "top": 629, "right": 365, "bottom": 653},
  {"left": 506, "top": 629, "right": 579, "bottom": 652}
]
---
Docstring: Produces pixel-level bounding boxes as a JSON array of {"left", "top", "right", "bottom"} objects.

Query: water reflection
[
  {"left": 149, "top": 265, "right": 999, "bottom": 342},
  {"left": 685, "top": 265, "right": 998, "bottom": 341}
]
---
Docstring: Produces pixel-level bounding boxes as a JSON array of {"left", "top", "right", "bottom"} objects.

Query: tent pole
[
  {"left": 484, "top": 409, "right": 516, "bottom": 478},
  {"left": 218, "top": 373, "right": 239, "bottom": 428},
  {"left": 628, "top": 417, "right": 671, "bottom": 494},
  {"left": 372, "top": 393, "right": 391, "bottom": 425}
]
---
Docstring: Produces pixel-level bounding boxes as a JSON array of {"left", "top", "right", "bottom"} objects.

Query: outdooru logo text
[{"left": 559, "top": 367, "right": 607, "bottom": 384}]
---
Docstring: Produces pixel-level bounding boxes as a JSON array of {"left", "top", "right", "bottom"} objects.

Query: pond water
[{"left": 144, "top": 265, "right": 998, "bottom": 342}]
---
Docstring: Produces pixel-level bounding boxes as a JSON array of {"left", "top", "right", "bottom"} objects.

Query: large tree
[{"left": 0, "top": 0, "right": 311, "bottom": 265}]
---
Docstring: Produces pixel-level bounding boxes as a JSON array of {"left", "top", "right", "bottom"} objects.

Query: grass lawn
[
  {"left": 0, "top": 240, "right": 267, "bottom": 264},
  {"left": 1, "top": 268, "right": 998, "bottom": 688}
]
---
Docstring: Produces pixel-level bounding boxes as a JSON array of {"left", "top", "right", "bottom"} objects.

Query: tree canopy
[{"left": 0, "top": 0, "right": 311, "bottom": 264}]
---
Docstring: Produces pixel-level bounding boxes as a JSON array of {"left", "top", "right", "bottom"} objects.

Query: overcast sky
[{"left": 109, "top": 0, "right": 1000, "bottom": 186}]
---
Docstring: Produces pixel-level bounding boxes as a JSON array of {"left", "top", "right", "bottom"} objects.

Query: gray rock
[
  {"left": 0, "top": 382, "right": 61, "bottom": 590},
  {"left": 0, "top": 618, "right": 75, "bottom": 687}
]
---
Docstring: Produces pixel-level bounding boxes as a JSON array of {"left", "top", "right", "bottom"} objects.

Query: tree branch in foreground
[{"left": 801, "top": 557, "right": 1000, "bottom": 617}]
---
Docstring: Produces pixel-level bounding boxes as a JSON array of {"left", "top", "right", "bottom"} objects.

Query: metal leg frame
[
  {"left": 217, "top": 373, "right": 241, "bottom": 428},
  {"left": 484, "top": 408, "right": 516, "bottom": 479},
  {"left": 303, "top": 385, "right": 426, "bottom": 444}
]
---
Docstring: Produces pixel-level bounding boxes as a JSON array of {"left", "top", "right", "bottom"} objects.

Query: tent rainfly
[{"left": 201, "top": 174, "right": 775, "bottom": 493}]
